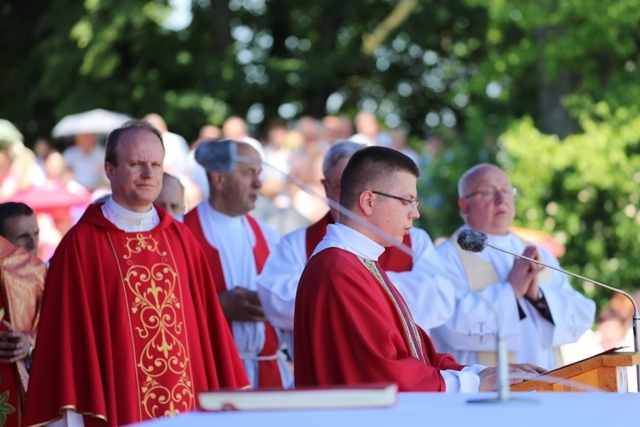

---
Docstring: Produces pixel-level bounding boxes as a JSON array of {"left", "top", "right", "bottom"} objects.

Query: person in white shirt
[
  {"left": 432, "top": 163, "right": 596, "bottom": 370},
  {"left": 184, "top": 140, "right": 293, "bottom": 389},
  {"left": 62, "top": 133, "right": 108, "bottom": 192}
]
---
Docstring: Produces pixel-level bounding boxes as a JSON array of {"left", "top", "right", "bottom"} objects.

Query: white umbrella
[
  {"left": 52, "top": 108, "right": 132, "bottom": 137},
  {"left": 0, "top": 119, "right": 23, "bottom": 146}
]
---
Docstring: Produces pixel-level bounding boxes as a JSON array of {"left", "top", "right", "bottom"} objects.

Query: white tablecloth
[{"left": 132, "top": 391, "right": 640, "bottom": 427}]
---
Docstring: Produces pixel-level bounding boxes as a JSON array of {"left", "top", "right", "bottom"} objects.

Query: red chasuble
[
  {"left": 305, "top": 212, "right": 413, "bottom": 271},
  {"left": 0, "top": 237, "right": 45, "bottom": 427},
  {"left": 294, "top": 247, "right": 464, "bottom": 391},
  {"left": 24, "top": 204, "right": 248, "bottom": 427},
  {"left": 183, "top": 209, "right": 283, "bottom": 388}
]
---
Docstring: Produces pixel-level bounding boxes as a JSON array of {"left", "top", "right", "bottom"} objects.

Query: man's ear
[
  {"left": 104, "top": 163, "right": 114, "bottom": 182},
  {"left": 359, "top": 190, "right": 375, "bottom": 217},
  {"left": 458, "top": 197, "right": 469, "bottom": 219},
  {"left": 210, "top": 171, "right": 226, "bottom": 192}
]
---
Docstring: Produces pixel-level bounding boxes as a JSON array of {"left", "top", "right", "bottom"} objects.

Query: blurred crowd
[{"left": 0, "top": 111, "right": 423, "bottom": 261}]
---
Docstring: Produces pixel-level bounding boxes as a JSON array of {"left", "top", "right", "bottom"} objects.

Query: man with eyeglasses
[
  {"left": 257, "top": 141, "right": 456, "bottom": 360},
  {"left": 432, "top": 163, "right": 595, "bottom": 370},
  {"left": 293, "top": 149, "right": 543, "bottom": 391}
]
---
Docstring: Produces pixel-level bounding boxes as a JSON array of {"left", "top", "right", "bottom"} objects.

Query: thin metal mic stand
[
  {"left": 485, "top": 241, "right": 640, "bottom": 389},
  {"left": 466, "top": 291, "right": 537, "bottom": 404}
]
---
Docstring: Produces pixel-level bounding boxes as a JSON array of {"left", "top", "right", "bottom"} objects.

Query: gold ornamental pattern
[{"left": 121, "top": 233, "right": 195, "bottom": 419}]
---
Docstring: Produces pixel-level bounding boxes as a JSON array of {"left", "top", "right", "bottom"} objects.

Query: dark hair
[
  {"left": 340, "top": 146, "right": 419, "bottom": 209},
  {"left": 105, "top": 120, "right": 164, "bottom": 166},
  {"left": 0, "top": 202, "right": 35, "bottom": 237}
]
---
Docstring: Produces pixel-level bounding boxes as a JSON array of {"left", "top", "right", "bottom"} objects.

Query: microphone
[
  {"left": 195, "top": 139, "right": 237, "bottom": 173},
  {"left": 458, "top": 228, "right": 640, "bottom": 390},
  {"left": 194, "top": 139, "right": 413, "bottom": 257}
]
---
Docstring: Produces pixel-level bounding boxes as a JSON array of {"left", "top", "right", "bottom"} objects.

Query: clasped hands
[
  {"left": 218, "top": 286, "right": 266, "bottom": 322},
  {"left": 507, "top": 245, "right": 545, "bottom": 301}
]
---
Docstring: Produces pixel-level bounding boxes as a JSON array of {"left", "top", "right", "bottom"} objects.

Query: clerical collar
[
  {"left": 314, "top": 223, "right": 385, "bottom": 261},
  {"left": 203, "top": 203, "right": 244, "bottom": 228},
  {"left": 102, "top": 197, "right": 160, "bottom": 232}
]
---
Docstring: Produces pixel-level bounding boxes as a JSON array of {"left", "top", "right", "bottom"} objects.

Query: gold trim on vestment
[
  {"left": 109, "top": 232, "right": 195, "bottom": 420},
  {"left": 358, "top": 257, "right": 426, "bottom": 363}
]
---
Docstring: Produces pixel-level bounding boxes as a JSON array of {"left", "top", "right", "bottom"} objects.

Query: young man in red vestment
[
  {"left": 258, "top": 142, "right": 456, "bottom": 360},
  {"left": 184, "top": 140, "right": 293, "bottom": 389},
  {"left": 24, "top": 121, "right": 248, "bottom": 427},
  {"left": 0, "top": 235, "right": 45, "bottom": 427},
  {"left": 294, "top": 146, "right": 544, "bottom": 391}
]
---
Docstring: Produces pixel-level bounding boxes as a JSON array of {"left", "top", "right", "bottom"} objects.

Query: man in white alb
[
  {"left": 432, "top": 163, "right": 596, "bottom": 370},
  {"left": 184, "top": 140, "right": 293, "bottom": 389}
]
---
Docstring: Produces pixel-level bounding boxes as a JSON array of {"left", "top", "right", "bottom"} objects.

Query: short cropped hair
[
  {"left": 105, "top": 120, "right": 164, "bottom": 166},
  {"left": 340, "top": 146, "right": 419, "bottom": 209},
  {"left": 0, "top": 202, "right": 35, "bottom": 237}
]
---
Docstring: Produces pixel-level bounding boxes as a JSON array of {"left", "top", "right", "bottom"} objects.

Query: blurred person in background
[{"left": 155, "top": 172, "right": 186, "bottom": 220}]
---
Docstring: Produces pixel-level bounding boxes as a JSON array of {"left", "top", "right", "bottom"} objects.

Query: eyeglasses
[
  {"left": 463, "top": 187, "right": 518, "bottom": 201},
  {"left": 371, "top": 190, "right": 419, "bottom": 210}
]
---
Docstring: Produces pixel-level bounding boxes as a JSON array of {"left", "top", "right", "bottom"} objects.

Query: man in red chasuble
[
  {"left": 0, "top": 235, "right": 45, "bottom": 427},
  {"left": 294, "top": 146, "right": 544, "bottom": 392},
  {"left": 24, "top": 121, "right": 248, "bottom": 427}
]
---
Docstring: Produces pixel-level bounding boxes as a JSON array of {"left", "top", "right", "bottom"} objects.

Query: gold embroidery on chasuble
[
  {"left": 358, "top": 257, "right": 426, "bottom": 363},
  {"left": 113, "top": 232, "right": 195, "bottom": 419}
]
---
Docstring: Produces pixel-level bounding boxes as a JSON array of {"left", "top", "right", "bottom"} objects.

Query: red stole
[
  {"left": 184, "top": 210, "right": 282, "bottom": 388},
  {"left": 364, "top": 259, "right": 426, "bottom": 363},
  {"left": 108, "top": 231, "right": 197, "bottom": 418},
  {"left": 305, "top": 212, "right": 414, "bottom": 272}
]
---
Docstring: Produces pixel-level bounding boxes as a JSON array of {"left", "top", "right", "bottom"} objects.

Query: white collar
[
  {"left": 102, "top": 197, "right": 159, "bottom": 232},
  {"left": 201, "top": 202, "right": 244, "bottom": 227},
  {"left": 313, "top": 223, "right": 386, "bottom": 261}
]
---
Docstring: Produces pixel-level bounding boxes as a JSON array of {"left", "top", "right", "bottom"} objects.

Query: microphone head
[
  {"left": 457, "top": 229, "right": 487, "bottom": 252},
  {"left": 195, "top": 139, "right": 237, "bottom": 173}
]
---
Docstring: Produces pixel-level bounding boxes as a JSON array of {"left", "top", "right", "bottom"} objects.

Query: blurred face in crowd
[
  {"left": 155, "top": 174, "right": 185, "bottom": 218},
  {"left": 210, "top": 143, "right": 262, "bottom": 217},
  {"left": 3, "top": 214, "right": 39, "bottom": 255},
  {"left": 458, "top": 165, "right": 516, "bottom": 235},
  {"left": 105, "top": 129, "right": 164, "bottom": 213},
  {"left": 321, "top": 156, "right": 351, "bottom": 222}
]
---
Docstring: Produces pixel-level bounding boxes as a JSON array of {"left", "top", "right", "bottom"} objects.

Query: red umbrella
[
  {"left": 3, "top": 184, "right": 91, "bottom": 212},
  {"left": 510, "top": 225, "right": 565, "bottom": 258}
]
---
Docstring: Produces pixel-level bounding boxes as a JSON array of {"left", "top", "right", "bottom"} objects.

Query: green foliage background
[{"left": 2, "top": 0, "right": 640, "bottom": 309}]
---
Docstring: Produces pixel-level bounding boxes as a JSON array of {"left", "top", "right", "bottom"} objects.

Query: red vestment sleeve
[{"left": 294, "top": 248, "right": 464, "bottom": 392}]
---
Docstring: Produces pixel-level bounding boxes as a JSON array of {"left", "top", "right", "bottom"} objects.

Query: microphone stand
[
  {"left": 486, "top": 241, "right": 640, "bottom": 389},
  {"left": 466, "top": 291, "right": 537, "bottom": 404},
  {"left": 244, "top": 154, "right": 536, "bottom": 399}
]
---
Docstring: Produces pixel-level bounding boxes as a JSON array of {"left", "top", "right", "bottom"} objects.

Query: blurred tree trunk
[{"left": 535, "top": 26, "right": 578, "bottom": 138}]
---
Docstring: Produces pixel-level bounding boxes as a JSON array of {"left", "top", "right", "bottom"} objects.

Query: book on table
[{"left": 198, "top": 383, "right": 398, "bottom": 411}]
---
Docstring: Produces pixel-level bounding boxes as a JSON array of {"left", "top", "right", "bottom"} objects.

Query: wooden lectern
[{"left": 511, "top": 350, "right": 640, "bottom": 392}]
